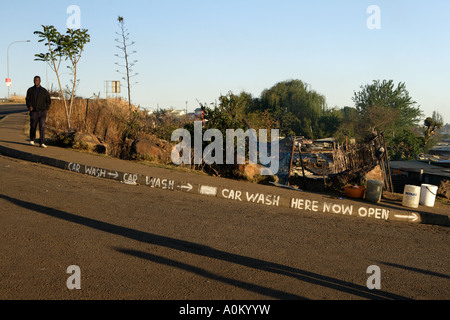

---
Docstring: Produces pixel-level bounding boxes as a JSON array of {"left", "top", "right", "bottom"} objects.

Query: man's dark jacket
[{"left": 26, "top": 86, "right": 51, "bottom": 111}]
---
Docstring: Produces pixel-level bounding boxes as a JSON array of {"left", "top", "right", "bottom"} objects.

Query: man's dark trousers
[{"left": 30, "top": 110, "right": 47, "bottom": 145}]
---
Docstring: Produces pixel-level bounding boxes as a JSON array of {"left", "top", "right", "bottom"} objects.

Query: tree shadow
[
  {"left": 1, "top": 194, "right": 411, "bottom": 300},
  {"left": 377, "top": 261, "right": 450, "bottom": 280},
  {"left": 113, "top": 247, "right": 305, "bottom": 300}
]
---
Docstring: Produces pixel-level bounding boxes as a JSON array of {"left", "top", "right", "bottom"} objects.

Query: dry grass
[
  {"left": 10, "top": 95, "right": 26, "bottom": 103},
  {"left": 46, "top": 97, "right": 184, "bottom": 161},
  {"left": 47, "top": 98, "right": 140, "bottom": 156},
  {"left": 0, "top": 95, "right": 26, "bottom": 104},
  {"left": 44, "top": 97, "right": 276, "bottom": 183}
]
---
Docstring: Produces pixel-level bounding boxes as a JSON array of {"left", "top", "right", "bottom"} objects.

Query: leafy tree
[
  {"left": 432, "top": 111, "right": 444, "bottom": 126},
  {"left": 257, "top": 79, "right": 327, "bottom": 137},
  {"left": 352, "top": 80, "right": 422, "bottom": 140},
  {"left": 423, "top": 111, "right": 444, "bottom": 151},
  {"left": 389, "top": 128, "right": 424, "bottom": 160},
  {"left": 333, "top": 107, "right": 359, "bottom": 144},
  {"left": 63, "top": 28, "right": 90, "bottom": 110},
  {"left": 34, "top": 25, "right": 90, "bottom": 130},
  {"left": 317, "top": 108, "right": 343, "bottom": 139},
  {"left": 202, "top": 92, "right": 248, "bottom": 133}
]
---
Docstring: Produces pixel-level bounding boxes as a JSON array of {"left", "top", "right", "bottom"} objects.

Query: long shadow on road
[
  {"left": 114, "top": 247, "right": 304, "bottom": 300},
  {"left": 377, "top": 261, "right": 450, "bottom": 280},
  {"left": 1, "top": 194, "right": 411, "bottom": 300}
]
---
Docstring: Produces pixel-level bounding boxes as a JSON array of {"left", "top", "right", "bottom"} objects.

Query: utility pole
[{"left": 7, "top": 40, "right": 30, "bottom": 100}]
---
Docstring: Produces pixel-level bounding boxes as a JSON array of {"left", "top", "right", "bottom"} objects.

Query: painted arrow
[
  {"left": 177, "top": 183, "right": 193, "bottom": 192},
  {"left": 108, "top": 171, "right": 119, "bottom": 179},
  {"left": 394, "top": 212, "right": 420, "bottom": 222}
]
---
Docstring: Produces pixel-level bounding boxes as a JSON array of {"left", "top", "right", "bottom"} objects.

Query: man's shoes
[
  {"left": 40, "top": 144, "right": 47, "bottom": 148},
  {"left": 29, "top": 141, "right": 35, "bottom": 146}
]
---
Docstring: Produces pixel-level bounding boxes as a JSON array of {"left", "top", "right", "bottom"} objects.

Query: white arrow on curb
[
  {"left": 177, "top": 183, "right": 193, "bottom": 192},
  {"left": 394, "top": 212, "right": 420, "bottom": 222},
  {"left": 108, "top": 171, "right": 119, "bottom": 179}
]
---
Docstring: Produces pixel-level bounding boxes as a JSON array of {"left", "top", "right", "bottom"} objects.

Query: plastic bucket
[
  {"left": 365, "top": 180, "right": 383, "bottom": 203},
  {"left": 402, "top": 185, "right": 421, "bottom": 208},
  {"left": 420, "top": 184, "right": 438, "bottom": 207}
]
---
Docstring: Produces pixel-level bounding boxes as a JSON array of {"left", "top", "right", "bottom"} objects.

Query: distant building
[{"left": 169, "top": 109, "right": 186, "bottom": 118}]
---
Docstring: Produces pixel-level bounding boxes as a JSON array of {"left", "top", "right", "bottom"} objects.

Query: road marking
[
  {"left": 199, "top": 185, "right": 218, "bottom": 196},
  {"left": 108, "top": 171, "right": 119, "bottom": 179},
  {"left": 394, "top": 213, "right": 419, "bottom": 222},
  {"left": 177, "top": 183, "right": 193, "bottom": 192}
]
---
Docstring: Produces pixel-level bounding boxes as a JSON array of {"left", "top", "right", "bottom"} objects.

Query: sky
[{"left": 0, "top": 0, "right": 449, "bottom": 123}]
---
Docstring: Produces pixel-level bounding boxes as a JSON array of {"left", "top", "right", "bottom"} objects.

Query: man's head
[{"left": 34, "top": 76, "right": 41, "bottom": 87}]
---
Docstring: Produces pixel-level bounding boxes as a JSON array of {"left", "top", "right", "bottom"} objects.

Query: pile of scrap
[
  {"left": 327, "top": 164, "right": 380, "bottom": 192},
  {"left": 295, "top": 153, "right": 334, "bottom": 176},
  {"left": 438, "top": 180, "right": 450, "bottom": 199},
  {"left": 281, "top": 133, "right": 393, "bottom": 193}
]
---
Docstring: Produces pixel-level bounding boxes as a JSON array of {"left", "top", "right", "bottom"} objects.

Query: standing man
[{"left": 26, "top": 76, "right": 51, "bottom": 148}]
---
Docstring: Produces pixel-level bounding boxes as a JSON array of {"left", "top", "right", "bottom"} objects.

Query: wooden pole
[
  {"left": 322, "top": 163, "right": 326, "bottom": 189},
  {"left": 298, "top": 142, "right": 307, "bottom": 190},
  {"left": 382, "top": 132, "right": 394, "bottom": 192},
  {"left": 287, "top": 136, "right": 296, "bottom": 186}
]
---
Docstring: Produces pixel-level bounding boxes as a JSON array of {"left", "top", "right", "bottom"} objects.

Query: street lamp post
[{"left": 7, "top": 40, "right": 30, "bottom": 100}]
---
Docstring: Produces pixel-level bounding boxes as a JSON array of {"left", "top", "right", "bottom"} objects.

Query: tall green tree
[
  {"left": 63, "top": 28, "right": 90, "bottom": 110},
  {"left": 352, "top": 80, "right": 423, "bottom": 140},
  {"left": 333, "top": 106, "right": 359, "bottom": 144},
  {"left": 317, "top": 108, "right": 344, "bottom": 139},
  {"left": 256, "top": 79, "right": 327, "bottom": 137},
  {"left": 34, "top": 25, "right": 90, "bottom": 130},
  {"left": 202, "top": 91, "right": 248, "bottom": 133}
]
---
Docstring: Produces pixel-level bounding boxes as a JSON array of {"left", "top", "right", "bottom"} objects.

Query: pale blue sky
[{"left": 1, "top": 0, "right": 449, "bottom": 123}]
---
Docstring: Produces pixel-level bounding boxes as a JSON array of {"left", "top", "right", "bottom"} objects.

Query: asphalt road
[
  {"left": 1, "top": 154, "right": 449, "bottom": 301},
  {"left": 0, "top": 104, "right": 28, "bottom": 120}
]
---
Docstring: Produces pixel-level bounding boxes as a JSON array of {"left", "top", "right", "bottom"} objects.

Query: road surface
[
  {"left": 1, "top": 154, "right": 449, "bottom": 301},
  {"left": 0, "top": 104, "right": 28, "bottom": 120}
]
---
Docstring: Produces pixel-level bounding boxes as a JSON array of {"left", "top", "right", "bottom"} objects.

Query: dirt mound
[{"left": 130, "top": 136, "right": 173, "bottom": 163}]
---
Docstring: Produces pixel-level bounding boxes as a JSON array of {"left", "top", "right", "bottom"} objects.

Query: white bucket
[
  {"left": 402, "top": 185, "right": 421, "bottom": 209},
  {"left": 420, "top": 184, "right": 438, "bottom": 207}
]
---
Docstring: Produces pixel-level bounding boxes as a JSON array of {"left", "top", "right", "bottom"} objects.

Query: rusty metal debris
[{"left": 278, "top": 133, "right": 393, "bottom": 193}]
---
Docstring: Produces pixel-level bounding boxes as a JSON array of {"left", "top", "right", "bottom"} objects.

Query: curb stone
[{"left": 1, "top": 143, "right": 448, "bottom": 228}]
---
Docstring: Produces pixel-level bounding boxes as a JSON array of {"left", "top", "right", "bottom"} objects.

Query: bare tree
[{"left": 115, "top": 16, "right": 138, "bottom": 112}]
